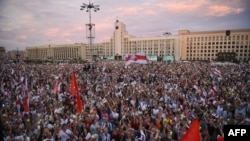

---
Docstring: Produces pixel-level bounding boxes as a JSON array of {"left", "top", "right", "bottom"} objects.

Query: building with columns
[
  {"left": 26, "top": 20, "right": 250, "bottom": 62},
  {"left": 26, "top": 43, "right": 87, "bottom": 60},
  {"left": 179, "top": 29, "right": 250, "bottom": 61},
  {"left": 6, "top": 50, "right": 26, "bottom": 61},
  {"left": 0, "top": 47, "right": 5, "bottom": 59}
]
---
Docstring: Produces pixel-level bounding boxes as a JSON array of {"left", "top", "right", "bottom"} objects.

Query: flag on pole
[
  {"left": 70, "top": 72, "right": 83, "bottom": 114},
  {"left": 214, "top": 68, "right": 222, "bottom": 77},
  {"left": 180, "top": 118, "right": 201, "bottom": 141},
  {"left": 76, "top": 92, "right": 83, "bottom": 114},
  {"left": 211, "top": 86, "right": 218, "bottom": 95}
]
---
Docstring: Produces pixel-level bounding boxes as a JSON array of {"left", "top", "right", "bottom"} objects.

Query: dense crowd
[{"left": 0, "top": 60, "right": 249, "bottom": 141}]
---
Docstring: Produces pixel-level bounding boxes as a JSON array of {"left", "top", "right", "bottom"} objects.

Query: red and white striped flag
[
  {"left": 211, "top": 86, "right": 218, "bottom": 95},
  {"left": 214, "top": 68, "right": 222, "bottom": 77},
  {"left": 125, "top": 52, "right": 147, "bottom": 66},
  {"left": 135, "top": 52, "right": 147, "bottom": 64},
  {"left": 193, "top": 84, "right": 199, "bottom": 90},
  {"left": 125, "top": 53, "right": 136, "bottom": 66}
]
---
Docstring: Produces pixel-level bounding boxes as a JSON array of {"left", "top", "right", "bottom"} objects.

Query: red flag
[
  {"left": 180, "top": 118, "right": 201, "bottom": 141},
  {"left": 54, "top": 80, "right": 59, "bottom": 94},
  {"left": 23, "top": 96, "right": 29, "bottom": 112},
  {"left": 70, "top": 72, "right": 83, "bottom": 114},
  {"left": 76, "top": 93, "right": 83, "bottom": 114},
  {"left": 70, "top": 72, "right": 78, "bottom": 96}
]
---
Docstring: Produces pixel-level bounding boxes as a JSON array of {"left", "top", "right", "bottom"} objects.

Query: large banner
[
  {"left": 147, "top": 55, "right": 158, "bottom": 61},
  {"left": 125, "top": 52, "right": 148, "bottom": 66},
  {"left": 106, "top": 56, "right": 114, "bottom": 60},
  {"left": 163, "top": 55, "right": 174, "bottom": 62}
]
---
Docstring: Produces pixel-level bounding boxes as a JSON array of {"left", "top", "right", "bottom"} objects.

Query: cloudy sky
[{"left": 0, "top": 0, "right": 250, "bottom": 51}]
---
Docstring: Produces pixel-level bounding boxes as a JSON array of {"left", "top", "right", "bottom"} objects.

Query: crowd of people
[{"left": 0, "top": 60, "right": 249, "bottom": 141}]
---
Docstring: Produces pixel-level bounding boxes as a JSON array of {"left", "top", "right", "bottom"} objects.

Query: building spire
[{"left": 116, "top": 16, "right": 119, "bottom": 22}]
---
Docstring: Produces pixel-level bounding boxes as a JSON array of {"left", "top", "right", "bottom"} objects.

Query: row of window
[
  {"left": 187, "top": 53, "right": 249, "bottom": 56},
  {"left": 188, "top": 58, "right": 250, "bottom": 61},
  {"left": 189, "top": 50, "right": 248, "bottom": 52},
  {"left": 124, "top": 47, "right": 174, "bottom": 50},
  {"left": 187, "top": 46, "right": 250, "bottom": 49},
  {"left": 127, "top": 40, "right": 174, "bottom": 44},
  {"left": 188, "top": 41, "right": 249, "bottom": 45},
  {"left": 187, "top": 35, "right": 249, "bottom": 41}
]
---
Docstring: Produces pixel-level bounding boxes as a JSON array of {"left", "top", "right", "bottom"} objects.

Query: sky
[{"left": 0, "top": 0, "right": 250, "bottom": 51}]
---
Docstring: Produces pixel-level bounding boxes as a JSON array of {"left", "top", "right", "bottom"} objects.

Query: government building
[
  {"left": 0, "top": 47, "right": 5, "bottom": 60},
  {"left": 26, "top": 20, "right": 250, "bottom": 62}
]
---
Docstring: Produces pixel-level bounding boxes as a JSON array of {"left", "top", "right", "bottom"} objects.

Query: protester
[{"left": 0, "top": 60, "right": 249, "bottom": 141}]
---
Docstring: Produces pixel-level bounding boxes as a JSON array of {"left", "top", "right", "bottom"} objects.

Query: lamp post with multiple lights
[{"left": 80, "top": 1, "right": 100, "bottom": 61}]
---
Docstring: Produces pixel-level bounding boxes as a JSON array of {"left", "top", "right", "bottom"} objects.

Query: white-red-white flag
[
  {"left": 211, "top": 86, "right": 218, "bottom": 95},
  {"left": 193, "top": 84, "right": 199, "bottom": 90},
  {"left": 135, "top": 52, "right": 147, "bottom": 64},
  {"left": 125, "top": 53, "right": 136, "bottom": 66},
  {"left": 214, "top": 68, "right": 222, "bottom": 77}
]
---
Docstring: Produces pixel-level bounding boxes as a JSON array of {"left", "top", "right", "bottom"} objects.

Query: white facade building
[{"left": 26, "top": 20, "right": 250, "bottom": 62}]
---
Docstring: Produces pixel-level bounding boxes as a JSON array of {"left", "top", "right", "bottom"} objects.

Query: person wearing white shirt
[
  {"left": 59, "top": 124, "right": 72, "bottom": 141},
  {"left": 152, "top": 107, "right": 159, "bottom": 117}
]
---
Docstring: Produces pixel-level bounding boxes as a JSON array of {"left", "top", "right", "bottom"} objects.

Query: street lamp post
[{"left": 80, "top": 1, "right": 100, "bottom": 61}]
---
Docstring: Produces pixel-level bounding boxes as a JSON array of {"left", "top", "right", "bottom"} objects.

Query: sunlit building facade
[
  {"left": 97, "top": 20, "right": 180, "bottom": 61},
  {"left": 26, "top": 21, "right": 250, "bottom": 62},
  {"left": 26, "top": 43, "right": 87, "bottom": 60},
  {"left": 0, "top": 47, "right": 5, "bottom": 59},
  {"left": 6, "top": 50, "right": 26, "bottom": 61},
  {"left": 179, "top": 29, "right": 250, "bottom": 61}
]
